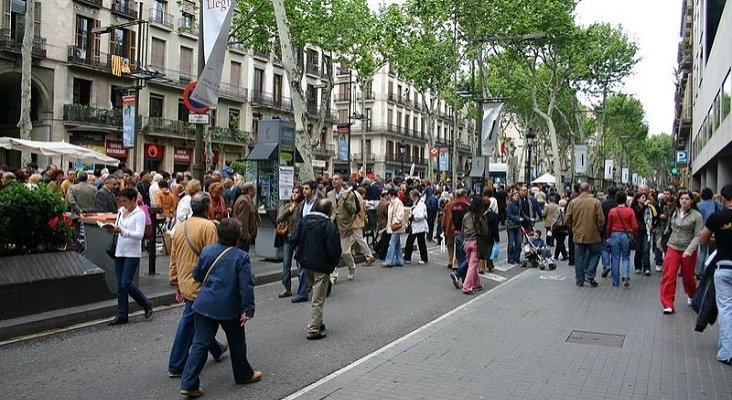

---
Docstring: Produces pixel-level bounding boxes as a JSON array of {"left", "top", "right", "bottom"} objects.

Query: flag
[
  {"left": 481, "top": 102, "right": 504, "bottom": 156},
  {"left": 110, "top": 55, "right": 131, "bottom": 77},
  {"left": 191, "top": 0, "right": 235, "bottom": 107}
]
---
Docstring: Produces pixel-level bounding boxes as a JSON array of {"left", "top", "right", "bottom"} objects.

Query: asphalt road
[{"left": 1, "top": 229, "right": 528, "bottom": 399}]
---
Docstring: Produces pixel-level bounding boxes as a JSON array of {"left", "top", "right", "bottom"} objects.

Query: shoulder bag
[
  {"left": 105, "top": 212, "right": 121, "bottom": 259},
  {"left": 202, "top": 247, "right": 234, "bottom": 284},
  {"left": 183, "top": 221, "right": 201, "bottom": 256}
]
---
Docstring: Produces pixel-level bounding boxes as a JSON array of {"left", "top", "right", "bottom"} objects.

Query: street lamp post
[
  {"left": 399, "top": 144, "right": 405, "bottom": 178},
  {"left": 524, "top": 128, "right": 536, "bottom": 184}
]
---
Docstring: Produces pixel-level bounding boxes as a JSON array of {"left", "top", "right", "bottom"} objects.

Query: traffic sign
[
  {"left": 675, "top": 150, "right": 689, "bottom": 166},
  {"left": 188, "top": 113, "right": 210, "bottom": 124},
  {"left": 183, "top": 81, "right": 210, "bottom": 114}
]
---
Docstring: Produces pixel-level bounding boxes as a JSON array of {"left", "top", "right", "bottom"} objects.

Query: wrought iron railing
[
  {"left": 112, "top": 0, "right": 138, "bottom": 19},
  {"left": 0, "top": 29, "right": 46, "bottom": 58},
  {"left": 149, "top": 8, "right": 175, "bottom": 29},
  {"left": 63, "top": 104, "right": 122, "bottom": 127}
]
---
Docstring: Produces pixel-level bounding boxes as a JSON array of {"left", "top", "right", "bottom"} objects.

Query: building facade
[
  {"left": 0, "top": 0, "right": 336, "bottom": 172},
  {"left": 681, "top": 0, "right": 732, "bottom": 190}
]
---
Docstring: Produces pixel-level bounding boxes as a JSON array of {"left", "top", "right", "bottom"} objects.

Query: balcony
[
  {"left": 397, "top": 95, "right": 408, "bottom": 107},
  {"left": 63, "top": 104, "right": 122, "bottom": 127},
  {"left": 250, "top": 90, "right": 293, "bottom": 111},
  {"left": 67, "top": 45, "right": 137, "bottom": 74},
  {"left": 357, "top": 91, "right": 375, "bottom": 101},
  {"left": 228, "top": 42, "right": 247, "bottom": 54},
  {"left": 0, "top": 29, "right": 46, "bottom": 58},
  {"left": 273, "top": 56, "right": 282, "bottom": 66},
  {"left": 387, "top": 92, "right": 397, "bottom": 103},
  {"left": 337, "top": 66, "right": 350, "bottom": 76},
  {"left": 178, "top": 20, "right": 199, "bottom": 37},
  {"left": 352, "top": 153, "right": 376, "bottom": 163},
  {"left": 149, "top": 8, "right": 175, "bottom": 30},
  {"left": 314, "top": 144, "right": 336, "bottom": 158},
  {"left": 146, "top": 67, "right": 192, "bottom": 89},
  {"left": 73, "top": 0, "right": 102, "bottom": 8},
  {"left": 335, "top": 93, "right": 351, "bottom": 103},
  {"left": 219, "top": 83, "right": 248, "bottom": 101},
  {"left": 112, "top": 0, "right": 138, "bottom": 19},
  {"left": 253, "top": 49, "right": 270, "bottom": 60},
  {"left": 210, "top": 126, "right": 249, "bottom": 143},
  {"left": 141, "top": 116, "right": 195, "bottom": 138}
]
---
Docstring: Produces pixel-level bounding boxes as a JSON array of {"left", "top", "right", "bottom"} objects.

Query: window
[
  {"left": 365, "top": 108, "right": 372, "bottom": 130},
  {"left": 229, "top": 108, "right": 240, "bottom": 129},
  {"left": 306, "top": 84, "right": 317, "bottom": 110},
  {"left": 724, "top": 71, "right": 731, "bottom": 120},
  {"left": 180, "top": 47, "right": 193, "bottom": 78},
  {"left": 713, "top": 92, "right": 721, "bottom": 130},
  {"left": 110, "top": 86, "right": 124, "bottom": 109},
  {"left": 413, "top": 116, "right": 418, "bottom": 136},
  {"left": 253, "top": 68, "right": 264, "bottom": 93},
  {"left": 72, "top": 78, "right": 91, "bottom": 105},
  {"left": 396, "top": 111, "right": 402, "bottom": 131},
  {"left": 338, "top": 110, "right": 349, "bottom": 123},
  {"left": 74, "top": 15, "right": 99, "bottom": 57},
  {"left": 9, "top": 0, "right": 39, "bottom": 42},
  {"left": 178, "top": 99, "right": 189, "bottom": 121},
  {"left": 387, "top": 108, "right": 393, "bottom": 126},
  {"left": 110, "top": 28, "right": 136, "bottom": 61},
  {"left": 365, "top": 139, "right": 371, "bottom": 154},
  {"left": 404, "top": 113, "right": 409, "bottom": 132},
  {"left": 230, "top": 61, "right": 241, "bottom": 87},
  {"left": 273, "top": 74, "right": 282, "bottom": 101},
  {"left": 388, "top": 81, "right": 393, "bottom": 97},
  {"left": 151, "top": 38, "right": 165, "bottom": 69},
  {"left": 149, "top": 94, "right": 164, "bottom": 118},
  {"left": 338, "top": 83, "right": 350, "bottom": 101},
  {"left": 322, "top": 54, "right": 331, "bottom": 76}
]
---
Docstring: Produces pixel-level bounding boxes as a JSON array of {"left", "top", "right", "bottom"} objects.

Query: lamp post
[
  {"left": 524, "top": 128, "right": 536, "bottom": 184},
  {"left": 399, "top": 143, "right": 405, "bottom": 178}
]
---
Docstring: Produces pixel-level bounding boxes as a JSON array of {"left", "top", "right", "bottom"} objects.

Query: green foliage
[
  {"left": 231, "top": 160, "right": 248, "bottom": 176},
  {"left": 0, "top": 183, "right": 73, "bottom": 255}
]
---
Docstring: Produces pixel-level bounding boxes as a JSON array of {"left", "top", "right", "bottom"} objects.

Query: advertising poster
[
  {"left": 122, "top": 95, "right": 136, "bottom": 148},
  {"left": 438, "top": 148, "right": 450, "bottom": 172},
  {"left": 338, "top": 133, "right": 349, "bottom": 162},
  {"left": 278, "top": 166, "right": 294, "bottom": 201},
  {"left": 574, "top": 144, "right": 587, "bottom": 174}
]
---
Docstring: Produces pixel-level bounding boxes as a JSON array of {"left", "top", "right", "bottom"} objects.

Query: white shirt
[
  {"left": 115, "top": 206, "right": 146, "bottom": 258},
  {"left": 149, "top": 182, "right": 160, "bottom": 207},
  {"left": 302, "top": 196, "right": 316, "bottom": 216},
  {"left": 177, "top": 194, "right": 193, "bottom": 222}
]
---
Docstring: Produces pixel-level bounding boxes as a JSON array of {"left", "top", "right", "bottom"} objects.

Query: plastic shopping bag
[{"left": 490, "top": 243, "right": 500, "bottom": 261}]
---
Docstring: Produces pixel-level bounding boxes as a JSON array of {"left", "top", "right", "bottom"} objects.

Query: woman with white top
[
  {"left": 109, "top": 187, "right": 153, "bottom": 325},
  {"left": 404, "top": 190, "right": 429, "bottom": 264},
  {"left": 176, "top": 179, "right": 202, "bottom": 223}
]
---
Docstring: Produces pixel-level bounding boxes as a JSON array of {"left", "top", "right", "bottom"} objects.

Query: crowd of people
[{"left": 2, "top": 160, "right": 731, "bottom": 397}]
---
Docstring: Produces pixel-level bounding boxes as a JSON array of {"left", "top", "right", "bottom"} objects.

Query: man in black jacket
[
  {"left": 293, "top": 199, "right": 342, "bottom": 340},
  {"left": 95, "top": 176, "right": 120, "bottom": 213},
  {"left": 600, "top": 187, "right": 618, "bottom": 278}
]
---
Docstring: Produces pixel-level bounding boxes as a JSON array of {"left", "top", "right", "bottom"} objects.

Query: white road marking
[{"left": 479, "top": 273, "right": 508, "bottom": 283}]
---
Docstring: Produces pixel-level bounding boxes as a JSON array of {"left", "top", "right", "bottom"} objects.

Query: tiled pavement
[{"left": 286, "top": 265, "right": 732, "bottom": 400}]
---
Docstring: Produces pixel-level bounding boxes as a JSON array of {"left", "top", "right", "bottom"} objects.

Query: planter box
[{"left": 0, "top": 252, "right": 114, "bottom": 320}]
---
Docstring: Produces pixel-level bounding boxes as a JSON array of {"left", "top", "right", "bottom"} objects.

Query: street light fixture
[
  {"left": 399, "top": 143, "right": 405, "bottom": 178},
  {"left": 524, "top": 128, "right": 536, "bottom": 184}
]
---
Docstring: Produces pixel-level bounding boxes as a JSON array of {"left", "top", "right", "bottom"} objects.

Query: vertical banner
[
  {"left": 191, "top": 0, "right": 235, "bottom": 107},
  {"left": 603, "top": 159, "right": 614, "bottom": 180},
  {"left": 122, "top": 95, "right": 136, "bottom": 148},
  {"left": 481, "top": 102, "right": 504, "bottom": 156},
  {"left": 632, "top": 173, "right": 638, "bottom": 185},
  {"left": 337, "top": 125, "right": 349, "bottom": 162},
  {"left": 574, "top": 144, "right": 587, "bottom": 174},
  {"left": 621, "top": 168, "right": 629, "bottom": 184},
  {"left": 438, "top": 148, "right": 450, "bottom": 171}
]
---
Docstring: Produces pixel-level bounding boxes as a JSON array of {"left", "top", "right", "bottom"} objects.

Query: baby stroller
[{"left": 519, "top": 227, "right": 556, "bottom": 271}]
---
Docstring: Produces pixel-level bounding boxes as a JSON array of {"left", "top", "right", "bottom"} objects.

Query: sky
[{"left": 367, "top": 0, "right": 682, "bottom": 135}]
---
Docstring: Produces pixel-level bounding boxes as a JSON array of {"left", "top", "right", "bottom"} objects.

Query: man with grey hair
[
  {"left": 149, "top": 173, "right": 163, "bottom": 208},
  {"left": 233, "top": 182, "right": 260, "bottom": 251},
  {"left": 566, "top": 182, "right": 605, "bottom": 287},
  {"left": 95, "top": 176, "right": 120, "bottom": 213},
  {"left": 168, "top": 192, "right": 227, "bottom": 377}
]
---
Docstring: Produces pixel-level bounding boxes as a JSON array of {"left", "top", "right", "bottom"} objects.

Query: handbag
[
  {"left": 105, "top": 212, "right": 121, "bottom": 259},
  {"left": 490, "top": 243, "right": 500, "bottom": 261},
  {"left": 276, "top": 221, "right": 289, "bottom": 235},
  {"left": 614, "top": 208, "right": 636, "bottom": 250}
]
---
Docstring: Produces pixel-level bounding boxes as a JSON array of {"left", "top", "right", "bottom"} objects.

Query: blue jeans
[
  {"left": 574, "top": 242, "right": 602, "bottom": 285},
  {"left": 385, "top": 233, "right": 404, "bottom": 266},
  {"left": 282, "top": 240, "right": 309, "bottom": 299},
  {"left": 601, "top": 240, "right": 612, "bottom": 270},
  {"left": 633, "top": 231, "right": 651, "bottom": 272},
  {"left": 609, "top": 232, "right": 631, "bottom": 286},
  {"left": 696, "top": 244, "right": 709, "bottom": 276},
  {"left": 181, "top": 313, "right": 255, "bottom": 390},
  {"left": 507, "top": 228, "right": 522, "bottom": 264},
  {"left": 168, "top": 300, "right": 225, "bottom": 374},
  {"left": 114, "top": 257, "right": 150, "bottom": 319},
  {"left": 454, "top": 234, "right": 467, "bottom": 278},
  {"left": 715, "top": 267, "right": 732, "bottom": 362}
]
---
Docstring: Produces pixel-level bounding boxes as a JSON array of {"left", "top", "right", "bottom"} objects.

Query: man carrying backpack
[{"left": 425, "top": 186, "right": 439, "bottom": 241}]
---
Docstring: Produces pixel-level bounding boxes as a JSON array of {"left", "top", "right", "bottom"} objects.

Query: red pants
[{"left": 659, "top": 247, "right": 697, "bottom": 309}]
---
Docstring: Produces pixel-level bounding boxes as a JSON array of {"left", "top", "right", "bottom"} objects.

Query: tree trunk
[
  {"left": 270, "top": 0, "right": 313, "bottom": 181},
  {"left": 423, "top": 93, "right": 437, "bottom": 182},
  {"left": 17, "top": 0, "right": 34, "bottom": 166},
  {"left": 530, "top": 86, "right": 561, "bottom": 186}
]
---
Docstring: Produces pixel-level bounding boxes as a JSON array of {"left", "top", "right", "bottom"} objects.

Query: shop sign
[
  {"left": 106, "top": 140, "right": 127, "bottom": 158},
  {"left": 174, "top": 147, "right": 193, "bottom": 164},
  {"left": 145, "top": 144, "right": 165, "bottom": 160}
]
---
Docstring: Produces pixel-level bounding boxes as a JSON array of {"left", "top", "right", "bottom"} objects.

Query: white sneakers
[
  {"left": 655, "top": 265, "right": 663, "bottom": 272},
  {"left": 663, "top": 307, "right": 674, "bottom": 314},
  {"left": 347, "top": 270, "right": 354, "bottom": 280},
  {"left": 417, "top": 260, "right": 426, "bottom": 265}
]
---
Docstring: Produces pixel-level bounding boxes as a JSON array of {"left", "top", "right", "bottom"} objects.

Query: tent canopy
[
  {"left": 531, "top": 172, "right": 556, "bottom": 184},
  {"left": 0, "top": 137, "right": 120, "bottom": 166}
]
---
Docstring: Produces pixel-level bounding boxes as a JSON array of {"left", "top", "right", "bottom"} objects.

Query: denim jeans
[
  {"left": 609, "top": 232, "right": 631, "bottom": 287},
  {"left": 181, "top": 313, "right": 255, "bottom": 390},
  {"left": 114, "top": 257, "right": 150, "bottom": 319},
  {"left": 507, "top": 228, "right": 522, "bottom": 264},
  {"left": 574, "top": 242, "right": 602, "bottom": 285},
  {"left": 281, "top": 240, "right": 295, "bottom": 290},
  {"left": 714, "top": 267, "right": 732, "bottom": 362},
  {"left": 168, "top": 300, "right": 225, "bottom": 374},
  {"left": 696, "top": 244, "right": 709, "bottom": 276},
  {"left": 633, "top": 231, "right": 651, "bottom": 272},
  {"left": 454, "top": 234, "right": 466, "bottom": 269},
  {"left": 385, "top": 233, "right": 404, "bottom": 266},
  {"left": 601, "top": 240, "right": 612, "bottom": 270}
]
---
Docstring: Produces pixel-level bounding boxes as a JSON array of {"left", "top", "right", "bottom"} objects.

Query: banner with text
[
  {"left": 438, "top": 148, "right": 450, "bottom": 172},
  {"left": 621, "top": 168, "right": 629, "bottom": 184},
  {"left": 191, "top": 0, "right": 235, "bottom": 107},
  {"left": 122, "top": 95, "right": 136, "bottom": 148},
  {"left": 481, "top": 102, "right": 503, "bottom": 156},
  {"left": 604, "top": 159, "right": 614, "bottom": 180},
  {"left": 574, "top": 144, "right": 587, "bottom": 174}
]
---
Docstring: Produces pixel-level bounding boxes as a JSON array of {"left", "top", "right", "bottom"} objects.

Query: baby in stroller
[{"left": 520, "top": 229, "right": 556, "bottom": 270}]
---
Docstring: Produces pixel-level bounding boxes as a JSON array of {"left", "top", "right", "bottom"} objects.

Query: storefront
[
  {"left": 144, "top": 144, "right": 165, "bottom": 172},
  {"left": 105, "top": 140, "right": 128, "bottom": 170},
  {"left": 173, "top": 147, "right": 192, "bottom": 172}
]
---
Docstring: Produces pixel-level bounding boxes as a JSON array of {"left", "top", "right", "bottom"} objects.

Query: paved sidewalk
[{"left": 287, "top": 266, "right": 732, "bottom": 400}]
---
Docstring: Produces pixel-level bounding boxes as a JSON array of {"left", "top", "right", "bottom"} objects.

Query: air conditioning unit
[{"left": 74, "top": 47, "right": 86, "bottom": 61}]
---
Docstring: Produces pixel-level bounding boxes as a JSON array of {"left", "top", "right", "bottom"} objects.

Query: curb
[{"left": 0, "top": 270, "right": 285, "bottom": 343}]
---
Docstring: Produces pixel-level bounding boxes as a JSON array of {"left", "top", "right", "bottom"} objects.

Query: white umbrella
[
  {"left": 0, "top": 137, "right": 120, "bottom": 166},
  {"left": 531, "top": 172, "right": 556, "bottom": 185}
]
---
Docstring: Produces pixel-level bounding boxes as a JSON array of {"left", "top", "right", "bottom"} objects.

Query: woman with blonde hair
[{"left": 177, "top": 179, "right": 203, "bottom": 222}]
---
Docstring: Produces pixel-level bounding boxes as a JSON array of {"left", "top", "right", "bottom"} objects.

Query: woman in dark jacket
[
  {"left": 506, "top": 192, "right": 523, "bottom": 265},
  {"left": 180, "top": 219, "right": 261, "bottom": 398},
  {"left": 631, "top": 193, "right": 652, "bottom": 275}
]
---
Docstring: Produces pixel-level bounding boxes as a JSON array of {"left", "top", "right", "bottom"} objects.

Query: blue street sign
[{"left": 675, "top": 150, "right": 688, "bottom": 165}]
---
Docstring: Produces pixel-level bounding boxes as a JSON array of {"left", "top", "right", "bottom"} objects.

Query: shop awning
[
  {"left": 246, "top": 142, "right": 278, "bottom": 161},
  {"left": 468, "top": 157, "right": 486, "bottom": 178}
]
